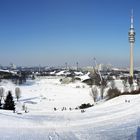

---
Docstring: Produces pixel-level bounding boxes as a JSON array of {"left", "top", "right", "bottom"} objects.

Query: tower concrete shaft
[
  {"left": 129, "top": 9, "right": 135, "bottom": 77},
  {"left": 130, "top": 43, "right": 134, "bottom": 77}
]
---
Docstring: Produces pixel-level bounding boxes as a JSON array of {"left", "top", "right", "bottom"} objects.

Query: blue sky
[{"left": 0, "top": 0, "right": 139, "bottom": 67}]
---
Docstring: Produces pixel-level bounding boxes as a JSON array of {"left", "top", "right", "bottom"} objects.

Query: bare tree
[
  {"left": 15, "top": 87, "right": 21, "bottom": 101},
  {"left": 136, "top": 78, "right": 140, "bottom": 90},
  {"left": 128, "top": 76, "right": 133, "bottom": 88},
  {"left": 122, "top": 80, "right": 126, "bottom": 91},
  {"left": 0, "top": 87, "right": 4, "bottom": 107},
  {"left": 90, "top": 86, "right": 98, "bottom": 102},
  {"left": 0, "top": 87, "right": 4, "bottom": 101},
  {"left": 100, "top": 85, "right": 105, "bottom": 99},
  {"left": 100, "top": 79, "right": 107, "bottom": 99},
  {"left": 110, "top": 80, "right": 116, "bottom": 89}
]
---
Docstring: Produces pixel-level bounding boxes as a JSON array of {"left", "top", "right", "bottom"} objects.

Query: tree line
[{"left": 0, "top": 87, "right": 21, "bottom": 110}]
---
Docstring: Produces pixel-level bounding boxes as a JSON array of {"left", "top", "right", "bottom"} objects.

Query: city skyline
[{"left": 0, "top": 0, "right": 140, "bottom": 67}]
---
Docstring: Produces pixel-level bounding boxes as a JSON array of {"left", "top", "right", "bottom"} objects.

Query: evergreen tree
[
  {"left": 0, "top": 100, "right": 2, "bottom": 109},
  {"left": 3, "top": 91, "right": 15, "bottom": 110}
]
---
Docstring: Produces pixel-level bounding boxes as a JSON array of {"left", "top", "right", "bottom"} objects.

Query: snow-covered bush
[
  {"left": 79, "top": 103, "right": 93, "bottom": 109},
  {"left": 60, "top": 77, "right": 72, "bottom": 84},
  {"left": 107, "top": 88, "right": 121, "bottom": 100}
]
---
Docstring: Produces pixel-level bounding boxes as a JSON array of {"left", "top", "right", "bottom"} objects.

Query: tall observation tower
[{"left": 129, "top": 9, "right": 135, "bottom": 78}]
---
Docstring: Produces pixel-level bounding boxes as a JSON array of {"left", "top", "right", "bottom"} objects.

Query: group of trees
[
  {"left": 0, "top": 87, "right": 21, "bottom": 110},
  {"left": 90, "top": 76, "right": 140, "bottom": 102},
  {"left": 90, "top": 78, "right": 107, "bottom": 102}
]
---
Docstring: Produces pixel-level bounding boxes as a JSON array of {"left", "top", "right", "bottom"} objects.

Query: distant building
[{"left": 10, "top": 63, "right": 16, "bottom": 70}]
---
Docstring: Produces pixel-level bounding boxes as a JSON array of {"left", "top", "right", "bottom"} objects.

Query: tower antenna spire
[{"left": 131, "top": 8, "right": 134, "bottom": 28}]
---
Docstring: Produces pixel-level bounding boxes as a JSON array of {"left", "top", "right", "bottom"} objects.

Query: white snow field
[{"left": 0, "top": 77, "right": 140, "bottom": 140}]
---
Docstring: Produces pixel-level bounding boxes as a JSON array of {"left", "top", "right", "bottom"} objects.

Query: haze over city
[{"left": 0, "top": 0, "right": 140, "bottom": 67}]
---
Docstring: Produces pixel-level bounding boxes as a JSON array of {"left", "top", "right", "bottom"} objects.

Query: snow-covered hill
[{"left": 0, "top": 77, "right": 140, "bottom": 140}]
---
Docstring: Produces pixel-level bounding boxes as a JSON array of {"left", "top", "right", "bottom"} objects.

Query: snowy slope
[{"left": 0, "top": 77, "right": 140, "bottom": 140}]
